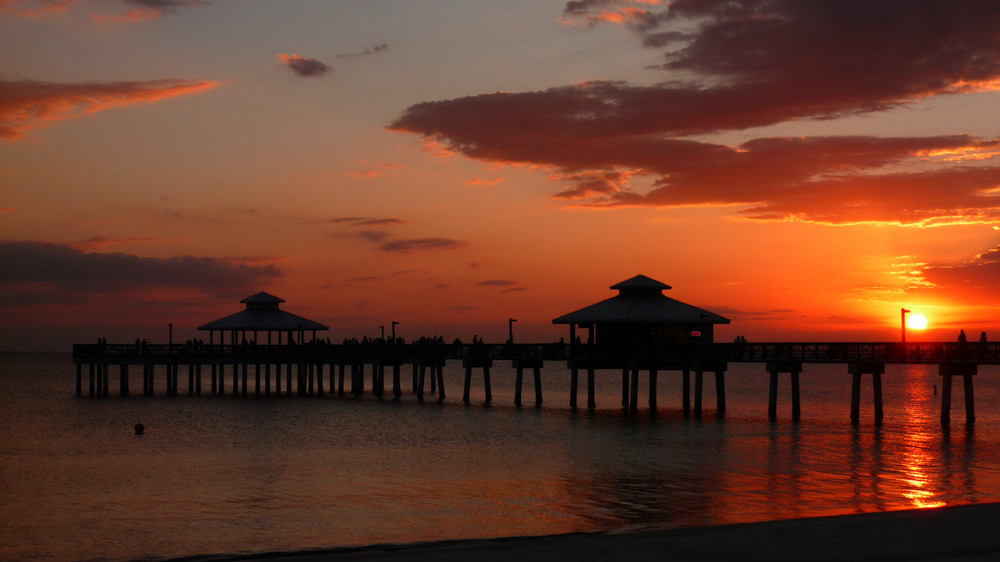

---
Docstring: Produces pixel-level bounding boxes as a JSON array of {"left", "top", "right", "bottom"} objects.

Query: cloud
[
  {"left": 336, "top": 43, "right": 389, "bottom": 59},
  {"left": 0, "top": 0, "right": 76, "bottom": 18},
  {"left": 380, "top": 238, "right": 466, "bottom": 253},
  {"left": 328, "top": 217, "right": 404, "bottom": 226},
  {"left": 91, "top": 0, "right": 206, "bottom": 24},
  {"left": 277, "top": 53, "right": 331, "bottom": 77},
  {"left": 0, "top": 79, "right": 219, "bottom": 140},
  {"left": 918, "top": 245, "right": 1000, "bottom": 297},
  {"left": 478, "top": 279, "right": 517, "bottom": 287},
  {"left": 389, "top": 1, "right": 1000, "bottom": 226},
  {"left": 0, "top": 240, "right": 282, "bottom": 297},
  {"left": 68, "top": 235, "right": 183, "bottom": 252}
]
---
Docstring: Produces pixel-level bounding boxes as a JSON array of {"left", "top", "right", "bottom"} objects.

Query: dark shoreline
[{"left": 180, "top": 502, "right": 1000, "bottom": 562}]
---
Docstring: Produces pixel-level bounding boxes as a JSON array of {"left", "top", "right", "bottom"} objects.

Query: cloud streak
[
  {"left": 0, "top": 240, "right": 282, "bottom": 297},
  {"left": 0, "top": 78, "right": 219, "bottom": 140},
  {"left": 390, "top": 1, "right": 1000, "bottom": 226}
]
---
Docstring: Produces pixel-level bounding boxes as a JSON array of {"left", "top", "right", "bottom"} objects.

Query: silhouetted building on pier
[
  {"left": 198, "top": 292, "right": 328, "bottom": 345},
  {"left": 552, "top": 274, "right": 730, "bottom": 344}
]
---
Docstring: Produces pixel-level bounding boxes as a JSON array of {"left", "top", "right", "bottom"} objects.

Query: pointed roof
[
  {"left": 198, "top": 293, "right": 328, "bottom": 332},
  {"left": 552, "top": 275, "right": 729, "bottom": 325}
]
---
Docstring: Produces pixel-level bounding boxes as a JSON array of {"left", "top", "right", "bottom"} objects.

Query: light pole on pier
[
  {"left": 380, "top": 325, "right": 385, "bottom": 341},
  {"left": 508, "top": 318, "right": 517, "bottom": 344},
  {"left": 168, "top": 323, "right": 173, "bottom": 346},
  {"left": 391, "top": 321, "right": 399, "bottom": 342},
  {"left": 901, "top": 308, "right": 910, "bottom": 343}
]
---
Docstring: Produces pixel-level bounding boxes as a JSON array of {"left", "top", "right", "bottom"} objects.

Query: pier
[{"left": 73, "top": 340, "right": 996, "bottom": 424}]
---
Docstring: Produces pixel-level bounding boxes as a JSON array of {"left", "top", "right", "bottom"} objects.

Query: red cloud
[
  {"left": 0, "top": 0, "right": 76, "bottom": 18},
  {"left": 390, "top": 1, "right": 1000, "bottom": 225},
  {"left": 0, "top": 79, "right": 219, "bottom": 140}
]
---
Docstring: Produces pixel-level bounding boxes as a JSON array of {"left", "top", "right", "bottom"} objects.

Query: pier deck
[{"left": 73, "top": 341, "right": 997, "bottom": 423}]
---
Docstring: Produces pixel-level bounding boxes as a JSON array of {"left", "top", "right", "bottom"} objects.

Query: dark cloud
[
  {"left": 277, "top": 53, "right": 331, "bottom": 78},
  {"left": 328, "top": 216, "right": 403, "bottom": 226},
  {"left": 380, "top": 238, "right": 465, "bottom": 253},
  {"left": 920, "top": 245, "right": 1000, "bottom": 298},
  {"left": 478, "top": 279, "right": 517, "bottom": 287},
  {"left": 0, "top": 79, "right": 219, "bottom": 140},
  {"left": 0, "top": 240, "right": 282, "bottom": 296},
  {"left": 390, "top": 1, "right": 1000, "bottom": 225},
  {"left": 336, "top": 43, "right": 389, "bottom": 59},
  {"left": 126, "top": 0, "right": 205, "bottom": 10}
]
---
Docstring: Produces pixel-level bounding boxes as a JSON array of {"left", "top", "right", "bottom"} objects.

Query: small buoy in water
[{"left": 134, "top": 423, "right": 145, "bottom": 435}]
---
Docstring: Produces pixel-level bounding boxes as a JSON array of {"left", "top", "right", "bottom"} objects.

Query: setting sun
[{"left": 907, "top": 314, "right": 928, "bottom": 330}]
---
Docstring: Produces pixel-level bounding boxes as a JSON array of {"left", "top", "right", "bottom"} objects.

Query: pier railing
[{"left": 72, "top": 341, "right": 1000, "bottom": 365}]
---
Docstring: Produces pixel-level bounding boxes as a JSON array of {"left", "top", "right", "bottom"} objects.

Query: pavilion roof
[
  {"left": 197, "top": 293, "right": 328, "bottom": 331},
  {"left": 552, "top": 275, "right": 730, "bottom": 325}
]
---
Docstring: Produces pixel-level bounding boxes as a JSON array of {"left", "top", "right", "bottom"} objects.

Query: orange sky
[{"left": 2, "top": 0, "right": 1000, "bottom": 350}]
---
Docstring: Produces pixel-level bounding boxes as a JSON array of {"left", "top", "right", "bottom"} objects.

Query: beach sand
[{"left": 234, "top": 502, "right": 1000, "bottom": 562}]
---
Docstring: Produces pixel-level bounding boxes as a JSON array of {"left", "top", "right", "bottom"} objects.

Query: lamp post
[
  {"left": 508, "top": 318, "right": 517, "bottom": 344},
  {"left": 168, "top": 323, "right": 173, "bottom": 347},
  {"left": 901, "top": 308, "right": 910, "bottom": 343},
  {"left": 380, "top": 325, "right": 385, "bottom": 341},
  {"left": 391, "top": 321, "right": 399, "bottom": 342}
]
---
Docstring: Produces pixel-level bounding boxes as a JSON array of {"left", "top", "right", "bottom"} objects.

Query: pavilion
[
  {"left": 552, "top": 274, "right": 730, "bottom": 344},
  {"left": 198, "top": 292, "right": 328, "bottom": 345}
]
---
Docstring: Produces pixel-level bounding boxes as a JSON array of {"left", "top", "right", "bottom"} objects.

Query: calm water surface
[{"left": 1, "top": 353, "right": 999, "bottom": 560}]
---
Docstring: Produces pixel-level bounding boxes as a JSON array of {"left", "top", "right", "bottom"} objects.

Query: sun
[{"left": 907, "top": 313, "right": 928, "bottom": 330}]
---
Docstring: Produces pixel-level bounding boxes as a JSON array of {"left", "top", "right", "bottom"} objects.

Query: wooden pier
[{"left": 73, "top": 341, "right": 997, "bottom": 424}]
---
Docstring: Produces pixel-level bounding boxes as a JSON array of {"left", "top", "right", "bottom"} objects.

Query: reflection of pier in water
[{"left": 73, "top": 340, "right": 996, "bottom": 424}]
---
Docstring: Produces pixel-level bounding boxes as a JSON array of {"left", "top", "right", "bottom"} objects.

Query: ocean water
[{"left": 2, "top": 352, "right": 999, "bottom": 561}]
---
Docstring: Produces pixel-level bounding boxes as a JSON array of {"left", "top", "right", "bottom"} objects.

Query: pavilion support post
[
  {"left": 791, "top": 371, "right": 801, "bottom": 420},
  {"left": 417, "top": 365, "right": 426, "bottom": 402},
  {"left": 569, "top": 367, "right": 578, "bottom": 408},
  {"left": 964, "top": 374, "right": 976, "bottom": 424},
  {"left": 682, "top": 369, "right": 691, "bottom": 413},
  {"left": 435, "top": 366, "right": 446, "bottom": 400},
  {"left": 120, "top": 364, "right": 129, "bottom": 396},
  {"left": 848, "top": 362, "right": 884, "bottom": 423},
  {"left": 392, "top": 364, "right": 401, "bottom": 398},
  {"left": 648, "top": 369, "right": 658, "bottom": 410},
  {"left": 629, "top": 365, "right": 639, "bottom": 412},
  {"left": 515, "top": 366, "right": 524, "bottom": 406},
  {"left": 76, "top": 363, "right": 82, "bottom": 395},
  {"left": 351, "top": 363, "right": 362, "bottom": 397},
  {"left": 587, "top": 368, "right": 595, "bottom": 409},
  {"left": 767, "top": 361, "right": 802, "bottom": 421},
  {"left": 694, "top": 369, "right": 704, "bottom": 415},
  {"left": 463, "top": 366, "right": 472, "bottom": 403},
  {"left": 873, "top": 372, "right": 884, "bottom": 422},
  {"left": 621, "top": 367, "right": 629, "bottom": 407},
  {"left": 338, "top": 364, "right": 345, "bottom": 397},
  {"left": 715, "top": 370, "right": 727, "bottom": 412},
  {"left": 939, "top": 363, "right": 977, "bottom": 424}
]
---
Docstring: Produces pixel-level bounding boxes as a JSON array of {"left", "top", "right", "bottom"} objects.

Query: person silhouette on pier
[{"left": 958, "top": 330, "right": 967, "bottom": 343}]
